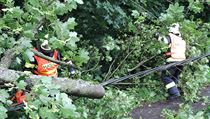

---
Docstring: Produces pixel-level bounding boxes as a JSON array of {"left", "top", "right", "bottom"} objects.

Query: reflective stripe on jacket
[
  {"left": 167, "top": 33, "right": 186, "bottom": 62},
  {"left": 33, "top": 48, "right": 59, "bottom": 77}
]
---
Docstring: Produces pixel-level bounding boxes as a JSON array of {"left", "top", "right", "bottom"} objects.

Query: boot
[{"left": 167, "top": 93, "right": 180, "bottom": 101}]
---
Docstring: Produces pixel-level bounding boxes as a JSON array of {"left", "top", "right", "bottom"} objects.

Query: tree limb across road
[{"left": 0, "top": 67, "right": 105, "bottom": 99}]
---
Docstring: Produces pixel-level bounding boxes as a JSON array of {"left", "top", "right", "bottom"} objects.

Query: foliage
[
  {"left": 0, "top": 0, "right": 209, "bottom": 118},
  {"left": 0, "top": 0, "right": 83, "bottom": 118},
  {"left": 75, "top": 88, "right": 136, "bottom": 119},
  {"left": 159, "top": 3, "right": 185, "bottom": 24},
  {"left": 0, "top": 77, "right": 79, "bottom": 119},
  {"left": 188, "top": 0, "right": 204, "bottom": 14},
  {"left": 162, "top": 104, "right": 210, "bottom": 119},
  {"left": 75, "top": 84, "right": 166, "bottom": 119},
  {"left": 24, "top": 77, "right": 78, "bottom": 119},
  {"left": 0, "top": 0, "right": 89, "bottom": 72}
]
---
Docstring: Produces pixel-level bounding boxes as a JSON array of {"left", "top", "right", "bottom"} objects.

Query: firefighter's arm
[
  {"left": 24, "top": 51, "right": 36, "bottom": 74},
  {"left": 157, "top": 35, "right": 171, "bottom": 45},
  {"left": 24, "top": 62, "right": 36, "bottom": 74},
  {"left": 155, "top": 33, "right": 171, "bottom": 55},
  {"left": 24, "top": 62, "right": 36, "bottom": 69},
  {"left": 58, "top": 52, "right": 76, "bottom": 75},
  {"left": 67, "top": 60, "right": 76, "bottom": 75}
]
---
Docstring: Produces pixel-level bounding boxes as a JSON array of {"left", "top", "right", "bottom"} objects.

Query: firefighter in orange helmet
[{"left": 157, "top": 23, "right": 186, "bottom": 100}]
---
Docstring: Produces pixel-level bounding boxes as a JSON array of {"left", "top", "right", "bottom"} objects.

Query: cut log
[{"left": 0, "top": 67, "right": 105, "bottom": 99}]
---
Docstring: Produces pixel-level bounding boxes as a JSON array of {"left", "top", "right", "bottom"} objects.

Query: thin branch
[
  {"left": 128, "top": 55, "right": 158, "bottom": 72},
  {"left": 106, "top": 48, "right": 136, "bottom": 80},
  {"left": 81, "top": 60, "right": 100, "bottom": 74},
  {"left": 104, "top": 59, "right": 116, "bottom": 80},
  {"left": 31, "top": 49, "right": 81, "bottom": 69}
]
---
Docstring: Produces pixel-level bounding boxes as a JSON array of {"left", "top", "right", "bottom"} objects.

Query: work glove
[
  {"left": 69, "top": 67, "right": 76, "bottom": 74},
  {"left": 154, "top": 32, "right": 160, "bottom": 39},
  {"left": 67, "top": 61, "right": 76, "bottom": 77}
]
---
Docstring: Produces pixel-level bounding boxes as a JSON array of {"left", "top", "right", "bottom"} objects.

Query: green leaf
[
  {"left": 49, "top": 37, "right": 64, "bottom": 49},
  {"left": 0, "top": 104, "right": 7, "bottom": 119},
  {"left": 23, "top": 30, "right": 34, "bottom": 39},
  {"left": 75, "top": 0, "right": 84, "bottom": 4},
  {"left": 65, "top": 18, "right": 77, "bottom": 30},
  {"left": 39, "top": 107, "right": 58, "bottom": 119},
  {"left": 76, "top": 49, "right": 90, "bottom": 66},
  {"left": 61, "top": 107, "right": 76, "bottom": 118},
  {"left": 0, "top": 19, "right": 5, "bottom": 29},
  {"left": 128, "top": 22, "right": 137, "bottom": 32},
  {"left": 131, "top": 10, "right": 139, "bottom": 18},
  {"left": 188, "top": 0, "right": 204, "bottom": 13},
  {"left": 28, "top": 111, "right": 39, "bottom": 119},
  {"left": 49, "top": 89, "right": 60, "bottom": 96},
  {"left": 17, "top": 38, "right": 33, "bottom": 50},
  {"left": 28, "top": 0, "right": 40, "bottom": 8},
  {"left": 66, "top": 0, "right": 77, "bottom": 12},
  {"left": 39, "top": 95, "right": 51, "bottom": 105},
  {"left": 0, "top": 47, "right": 5, "bottom": 56},
  {"left": 0, "top": 90, "right": 9, "bottom": 103},
  {"left": 16, "top": 80, "right": 27, "bottom": 90},
  {"left": 55, "top": 1, "right": 68, "bottom": 15},
  {"left": 3, "top": 7, "right": 23, "bottom": 19},
  {"left": 159, "top": 2, "right": 184, "bottom": 24},
  {"left": 66, "top": 32, "right": 80, "bottom": 48},
  {"left": 60, "top": 93, "right": 73, "bottom": 108},
  {"left": 31, "top": 100, "right": 42, "bottom": 109},
  {"left": 40, "top": 77, "right": 52, "bottom": 85}
]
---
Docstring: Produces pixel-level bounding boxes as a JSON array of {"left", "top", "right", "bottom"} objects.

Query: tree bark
[
  {"left": 0, "top": 67, "right": 105, "bottom": 99},
  {"left": 0, "top": 49, "right": 16, "bottom": 68},
  {"left": 31, "top": 49, "right": 75, "bottom": 67}
]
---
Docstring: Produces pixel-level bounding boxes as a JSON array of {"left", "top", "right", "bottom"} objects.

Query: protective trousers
[{"left": 162, "top": 64, "right": 183, "bottom": 96}]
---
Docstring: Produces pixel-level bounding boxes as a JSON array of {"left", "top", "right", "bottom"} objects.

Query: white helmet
[
  {"left": 41, "top": 40, "right": 51, "bottom": 51},
  {"left": 169, "top": 23, "right": 181, "bottom": 36}
]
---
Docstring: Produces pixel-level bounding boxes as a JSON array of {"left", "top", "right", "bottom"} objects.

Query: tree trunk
[
  {"left": 0, "top": 49, "right": 16, "bottom": 68},
  {"left": 0, "top": 67, "right": 105, "bottom": 99}
]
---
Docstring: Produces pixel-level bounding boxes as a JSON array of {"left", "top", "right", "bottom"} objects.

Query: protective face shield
[{"left": 169, "top": 23, "right": 181, "bottom": 36}]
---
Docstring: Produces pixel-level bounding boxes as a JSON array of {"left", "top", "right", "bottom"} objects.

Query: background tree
[{"left": 0, "top": 0, "right": 209, "bottom": 118}]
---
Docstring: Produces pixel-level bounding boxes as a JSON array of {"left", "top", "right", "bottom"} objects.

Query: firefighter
[
  {"left": 13, "top": 40, "right": 75, "bottom": 104},
  {"left": 156, "top": 23, "right": 186, "bottom": 100},
  {"left": 24, "top": 40, "right": 75, "bottom": 77}
]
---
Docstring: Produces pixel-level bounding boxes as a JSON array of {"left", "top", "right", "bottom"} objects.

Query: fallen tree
[
  {"left": 0, "top": 67, "right": 105, "bottom": 99},
  {"left": 0, "top": 48, "right": 105, "bottom": 99}
]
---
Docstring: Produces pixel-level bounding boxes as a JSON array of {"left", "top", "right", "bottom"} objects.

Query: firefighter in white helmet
[
  {"left": 156, "top": 23, "right": 186, "bottom": 100},
  {"left": 13, "top": 40, "right": 76, "bottom": 104},
  {"left": 25, "top": 40, "right": 76, "bottom": 77}
]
